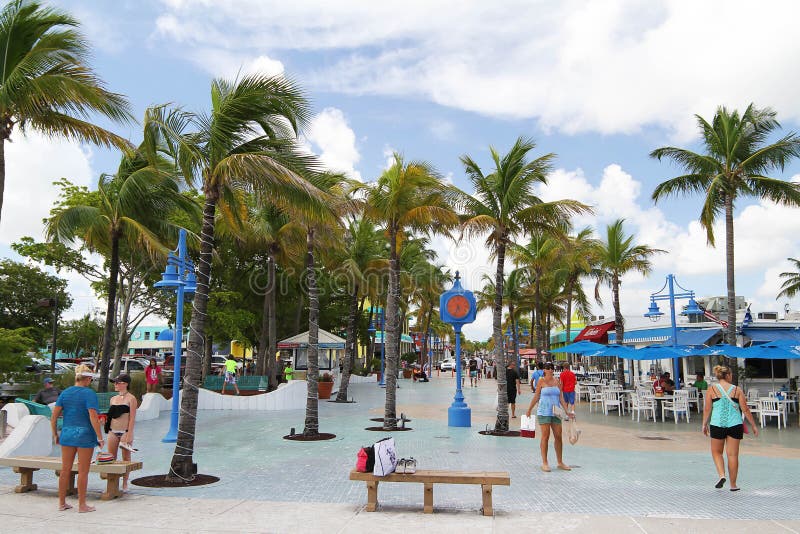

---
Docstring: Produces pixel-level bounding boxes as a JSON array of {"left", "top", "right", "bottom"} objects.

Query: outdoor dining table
[{"left": 650, "top": 394, "right": 675, "bottom": 422}]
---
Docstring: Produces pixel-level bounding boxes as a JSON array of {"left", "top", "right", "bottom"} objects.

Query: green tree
[
  {"left": 651, "top": 104, "right": 800, "bottom": 346},
  {"left": 595, "top": 219, "right": 664, "bottom": 383},
  {"left": 46, "top": 124, "right": 198, "bottom": 391},
  {"left": 557, "top": 227, "right": 600, "bottom": 360},
  {"left": 363, "top": 154, "right": 458, "bottom": 430},
  {"left": 154, "top": 74, "right": 325, "bottom": 479},
  {"left": 0, "top": 0, "right": 133, "bottom": 225},
  {"left": 59, "top": 313, "right": 103, "bottom": 359},
  {"left": 777, "top": 258, "right": 800, "bottom": 300},
  {"left": 459, "top": 137, "right": 589, "bottom": 433},
  {"left": 0, "top": 259, "right": 71, "bottom": 343},
  {"left": 0, "top": 327, "right": 36, "bottom": 383}
]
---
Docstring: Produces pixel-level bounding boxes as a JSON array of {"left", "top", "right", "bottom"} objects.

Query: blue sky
[{"left": 3, "top": 0, "right": 800, "bottom": 340}]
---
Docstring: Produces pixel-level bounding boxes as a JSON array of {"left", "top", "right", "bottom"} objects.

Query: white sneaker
[
  {"left": 396, "top": 459, "right": 406, "bottom": 474},
  {"left": 405, "top": 457, "right": 417, "bottom": 474}
]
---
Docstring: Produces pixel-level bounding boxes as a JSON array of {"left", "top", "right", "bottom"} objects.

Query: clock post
[{"left": 440, "top": 271, "right": 477, "bottom": 427}]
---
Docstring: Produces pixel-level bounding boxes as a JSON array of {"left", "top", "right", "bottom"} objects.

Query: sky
[{"left": 3, "top": 0, "right": 800, "bottom": 341}]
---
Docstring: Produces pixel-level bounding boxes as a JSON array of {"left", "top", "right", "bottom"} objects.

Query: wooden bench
[
  {"left": 0, "top": 455, "right": 142, "bottom": 500},
  {"left": 349, "top": 469, "right": 510, "bottom": 516}
]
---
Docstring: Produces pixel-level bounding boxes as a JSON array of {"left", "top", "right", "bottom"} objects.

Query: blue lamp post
[
  {"left": 377, "top": 307, "right": 386, "bottom": 387},
  {"left": 643, "top": 274, "right": 703, "bottom": 390},
  {"left": 440, "top": 271, "right": 477, "bottom": 427},
  {"left": 154, "top": 229, "right": 196, "bottom": 443}
]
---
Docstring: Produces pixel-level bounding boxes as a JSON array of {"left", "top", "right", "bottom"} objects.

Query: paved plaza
[{"left": 1, "top": 374, "right": 799, "bottom": 533}]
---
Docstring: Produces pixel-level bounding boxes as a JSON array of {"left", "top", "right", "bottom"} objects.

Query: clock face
[{"left": 447, "top": 295, "right": 470, "bottom": 320}]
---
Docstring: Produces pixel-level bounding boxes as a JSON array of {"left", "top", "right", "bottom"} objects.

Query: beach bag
[
  {"left": 356, "top": 445, "right": 375, "bottom": 472},
  {"left": 95, "top": 451, "right": 114, "bottom": 464},
  {"left": 520, "top": 415, "right": 536, "bottom": 438},
  {"left": 373, "top": 437, "right": 398, "bottom": 476},
  {"left": 567, "top": 418, "right": 582, "bottom": 445}
]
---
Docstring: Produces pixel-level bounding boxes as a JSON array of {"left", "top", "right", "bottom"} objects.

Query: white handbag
[
  {"left": 520, "top": 415, "right": 536, "bottom": 438},
  {"left": 373, "top": 437, "right": 398, "bottom": 476}
]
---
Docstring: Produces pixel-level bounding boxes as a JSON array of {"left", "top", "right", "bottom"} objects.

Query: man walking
[
  {"left": 506, "top": 361, "right": 522, "bottom": 418},
  {"left": 560, "top": 362, "right": 577, "bottom": 414}
]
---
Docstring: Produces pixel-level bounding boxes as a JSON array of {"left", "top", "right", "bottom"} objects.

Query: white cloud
[
  {"left": 301, "top": 108, "right": 361, "bottom": 181},
  {"left": 153, "top": 0, "right": 800, "bottom": 138}
]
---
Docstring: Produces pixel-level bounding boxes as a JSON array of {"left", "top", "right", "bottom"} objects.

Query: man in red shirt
[{"left": 559, "top": 363, "right": 577, "bottom": 414}]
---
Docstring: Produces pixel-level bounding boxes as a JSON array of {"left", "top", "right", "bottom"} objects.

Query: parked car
[
  {"left": 119, "top": 357, "right": 147, "bottom": 373},
  {"left": 211, "top": 355, "right": 227, "bottom": 371},
  {"left": 439, "top": 359, "right": 456, "bottom": 372}
]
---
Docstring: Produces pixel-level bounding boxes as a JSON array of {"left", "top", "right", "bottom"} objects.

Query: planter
[
  {"left": 318, "top": 381, "right": 334, "bottom": 399},
  {"left": 375, "top": 372, "right": 382, "bottom": 383},
  {"left": 402, "top": 369, "right": 413, "bottom": 379}
]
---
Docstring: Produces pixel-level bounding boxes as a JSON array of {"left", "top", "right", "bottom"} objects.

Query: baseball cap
[
  {"left": 110, "top": 373, "right": 131, "bottom": 384},
  {"left": 43, "top": 377, "right": 54, "bottom": 384}
]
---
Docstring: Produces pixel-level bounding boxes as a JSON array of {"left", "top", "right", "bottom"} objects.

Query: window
[
  {"left": 744, "top": 358, "right": 787, "bottom": 379},
  {"left": 144, "top": 331, "right": 150, "bottom": 340}
]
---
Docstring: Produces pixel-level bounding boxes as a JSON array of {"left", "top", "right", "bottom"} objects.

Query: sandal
[
  {"left": 396, "top": 459, "right": 406, "bottom": 474},
  {"left": 58, "top": 503, "right": 73, "bottom": 511},
  {"left": 715, "top": 477, "right": 726, "bottom": 489}
]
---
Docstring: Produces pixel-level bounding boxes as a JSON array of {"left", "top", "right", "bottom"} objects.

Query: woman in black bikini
[{"left": 107, "top": 374, "right": 138, "bottom": 491}]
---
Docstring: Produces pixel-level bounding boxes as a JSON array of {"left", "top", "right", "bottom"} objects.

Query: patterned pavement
[{"left": 1, "top": 375, "right": 798, "bottom": 520}]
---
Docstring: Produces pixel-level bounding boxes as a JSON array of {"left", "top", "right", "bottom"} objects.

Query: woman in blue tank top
[
  {"left": 51, "top": 364, "right": 103, "bottom": 513},
  {"left": 701, "top": 364, "right": 758, "bottom": 491},
  {"left": 525, "top": 362, "right": 575, "bottom": 472}
]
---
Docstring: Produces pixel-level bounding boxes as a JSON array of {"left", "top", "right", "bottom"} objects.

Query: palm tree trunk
[
  {"left": 256, "top": 270, "right": 270, "bottom": 376},
  {"left": 266, "top": 255, "right": 278, "bottom": 389},
  {"left": 383, "top": 227, "right": 400, "bottom": 430},
  {"left": 0, "top": 137, "right": 6, "bottom": 226},
  {"left": 494, "top": 237, "right": 509, "bottom": 433},
  {"left": 99, "top": 231, "right": 121, "bottom": 392},
  {"left": 530, "top": 310, "right": 535, "bottom": 357},
  {"left": 336, "top": 285, "right": 360, "bottom": 402},
  {"left": 168, "top": 188, "right": 217, "bottom": 480},
  {"left": 612, "top": 274, "right": 625, "bottom": 385},
  {"left": 203, "top": 335, "right": 213, "bottom": 379},
  {"left": 724, "top": 196, "right": 737, "bottom": 377},
  {"left": 565, "top": 281, "right": 574, "bottom": 365},
  {"left": 294, "top": 291, "right": 304, "bottom": 333},
  {"left": 304, "top": 228, "right": 320, "bottom": 436},
  {"left": 111, "top": 272, "right": 132, "bottom": 378}
]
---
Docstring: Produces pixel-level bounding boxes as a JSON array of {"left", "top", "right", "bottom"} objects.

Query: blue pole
[
  {"left": 667, "top": 274, "right": 681, "bottom": 390},
  {"left": 162, "top": 229, "right": 188, "bottom": 443},
  {"left": 448, "top": 326, "right": 471, "bottom": 426},
  {"left": 379, "top": 308, "right": 385, "bottom": 387}
]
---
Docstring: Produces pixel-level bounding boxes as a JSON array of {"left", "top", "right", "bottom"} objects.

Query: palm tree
[
  {"left": 777, "top": 258, "right": 800, "bottom": 300},
  {"left": 335, "top": 217, "right": 388, "bottom": 403},
  {"left": 0, "top": 0, "right": 133, "bottom": 225},
  {"left": 560, "top": 227, "right": 601, "bottom": 360},
  {"left": 363, "top": 153, "right": 458, "bottom": 430},
  {"left": 459, "top": 136, "right": 589, "bottom": 433},
  {"left": 46, "top": 116, "right": 198, "bottom": 390},
  {"left": 595, "top": 219, "right": 664, "bottom": 384},
  {"left": 158, "top": 74, "right": 326, "bottom": 479},
  {"left": 651, "top": 104, "right": 800, "bottom": 345}
]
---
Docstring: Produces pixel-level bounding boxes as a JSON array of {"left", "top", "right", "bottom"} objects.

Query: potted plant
[
  {"left": 318, "top": 372, "right": 334, "bottom": 399},
  {"left": 370, "top": 357, "right": 382, "bottom": 382},
  {"left": 401, "top": 352, "right": 417, "bottom": 379}
]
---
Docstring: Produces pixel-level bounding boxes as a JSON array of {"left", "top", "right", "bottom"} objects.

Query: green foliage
[
  {"left": 129, "top": 372, "right": 146, "bottom": 404},
  {"left": 59, "top": 314, "right": 103, "bottom": 358},
  {"left": 0, "top": 327, "right": 36, "bottom": 383},
  {"left": 0, "top": 259, "right": 72, "bottom": 343},
  {"left": 400, "top": 352, "right": 417, "bottom": 365},
  {"left": 369, "top": 357, "right": 381, "bottom": 373},
  {"left": 319, "top": 372, "right": 333, "bottom": 382}
]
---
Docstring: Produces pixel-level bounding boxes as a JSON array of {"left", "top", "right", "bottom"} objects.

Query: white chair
[
  {"left": 631, "top": 391, "right": 656, "bottom": 422},
  {"left": 662, "top": 392, "right": 690, "bottom": 423},
  {"left": 587, "top": 386, "right": 604, "bottom": 413},
  {"left": 602, "top": 390, "right": 624, "bottom": 416},
  {"left": 758, "top": 397, "right": 787, "bottom": 429},
  {"left": 746, "top": 389, "right": 760, "bottom": 402},
  {"left": 685, "top": 387, "right": 700, "bottom": 413}
]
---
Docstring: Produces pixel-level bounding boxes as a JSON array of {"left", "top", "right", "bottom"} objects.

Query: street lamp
[
  {"left": 643, "top": 273, "right": 703, "bottom": 389},
  {"left": 153, "top": 229, "right": 196, "bottom": 443}
]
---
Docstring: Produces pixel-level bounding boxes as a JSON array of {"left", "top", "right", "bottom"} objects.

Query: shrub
[{"left": 320, "top": 372, "right": 333, "bottom": 383}]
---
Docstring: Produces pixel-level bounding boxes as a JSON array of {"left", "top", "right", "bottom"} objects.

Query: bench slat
[
  {"left": 0, "top": 455, "right": 142, "bottom": 474},
  {"left": 349, "top": 468, "right": 510, "bottom": 485}
]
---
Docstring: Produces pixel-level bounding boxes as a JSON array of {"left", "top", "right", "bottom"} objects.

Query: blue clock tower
[{"left": 440, "top": 271, "right": 477, "bottom": 427}]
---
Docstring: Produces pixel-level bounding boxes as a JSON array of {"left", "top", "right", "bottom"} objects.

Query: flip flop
[
  {"left": 540, "top": 465, "right": 551, "bottom": 472},
  {"left": 58, "top": 504, "right": 73, "bottom": 511},
  {"left": 715, "top": 477, "right": 726, "bottom": 489},
  {"left": 78, "top": 506, "right": 96, "bottom": 513},
  {"left": 557, "top": 464, "right": 572, "bottom": 471},
  {"left": 730, "top": 487, "right": 740, "bottom": 492}
]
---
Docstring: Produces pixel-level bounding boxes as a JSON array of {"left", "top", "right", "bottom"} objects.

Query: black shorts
[
  {"left": 709, "top": 424, "right": 743, "bottom": 440},
  {"left": 507, "top": 391, "right": 517, "bottom": 404}
]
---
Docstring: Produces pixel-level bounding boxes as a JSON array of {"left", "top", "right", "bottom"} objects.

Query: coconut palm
[
  {"left": 595, "top": 219, "right": 664, "bottom": 383},
  {"left": 777, "top": 258, "right": 800, "bottom": 300},
  {"left": 559, "top": 227, "right": 601, "bottom": 359},
  {"left": 459, "top": 136, "right": 589, "bottom": 433},
  {"left": 46, "top": 116, "right": 198, "bottom": 391},
  {"left": 363, "top": 153, "right": 459, "bottom": 430},
  {"left": 651, "top": 104, "right": 800, "bottom": 345},
  {"left": 0, "top": 0, "right": 133, "bottom": 225},
  {"left": 157, "top": 74, "right": 326, "bottom": 479},
  {"left": 335, "top": 217, "right": 388, "bottom": 403}
]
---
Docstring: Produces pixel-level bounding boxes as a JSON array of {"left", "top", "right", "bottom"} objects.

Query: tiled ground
[{"left": 1, "top": 376, "right": 798, "bottom": 520}]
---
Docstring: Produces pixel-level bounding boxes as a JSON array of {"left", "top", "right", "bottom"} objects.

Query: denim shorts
[
  {"left": 537, "top": 415, "right": 562, "bottom": 425},
  {"left": 562, "top": 391, "right": 576, "bottom": 405}
]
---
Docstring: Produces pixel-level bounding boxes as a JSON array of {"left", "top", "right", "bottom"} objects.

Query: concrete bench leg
[
  {"left": 366, "top": 480, "right": 378, "bottom": 512},
  {"left": 13, "top": 467, "right": 38, "bottom": 493},
  {"left": 481, "top": 484, "right": 493, "bottom": 516},
  {"left": 100, "top": 473, "right": 122, "bottom": 500},
  {"left": 423, "top": 483, "right": 433, "bottom": 514},
  {"left": 54, "top": 470, "right": 77, "bottom": 495}
]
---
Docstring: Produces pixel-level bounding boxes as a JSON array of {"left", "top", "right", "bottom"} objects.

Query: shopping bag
[
  {"left": 520, "top": 415, "right": 536, "bottom": 438},
  {"left": 567, "top": 419, "right": 582, "bottom": 445},
  {"left": 373, "top": 437, "right": 398, "bottom": 476}
]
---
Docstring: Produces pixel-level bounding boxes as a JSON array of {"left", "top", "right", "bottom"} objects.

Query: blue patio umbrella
[
  {"left": 631, "top": 344, "right": 697, "bottom": 361},
  {"left": 585, "top": 344, "right": 638, "bottom": 358},
  {"left": 742, "top": 341, "right": 800, "bottom": 391},
  {"left": 694, "top": 343, "right": 749, "bottom": 358},
  {"left": 550, "top": 340, "right": 606, "bottom": 354}
]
